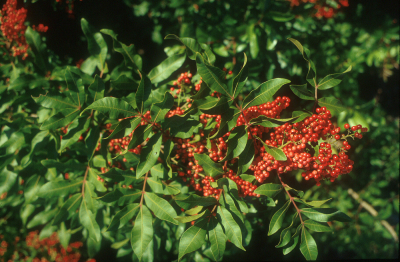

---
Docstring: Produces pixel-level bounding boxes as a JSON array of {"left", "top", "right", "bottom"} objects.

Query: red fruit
[{"left": 344, "top": 123, "right": 350, "bottom": 129}]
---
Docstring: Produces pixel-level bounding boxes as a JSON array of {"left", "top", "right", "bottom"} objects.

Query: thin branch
[
  {"left": 81, "top": 166, "right": 90, "bottom": 197},
  {"left": 139, "top": 172, "right": 149, "bottom": 207},
  {"left": 348, "top": 188, "right": 398, "bottom": 242},
  {"left": 277, "top": 173, "right": 304, "bottom": 225}
]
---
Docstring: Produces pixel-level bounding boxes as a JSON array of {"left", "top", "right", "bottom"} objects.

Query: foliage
[{"left": 0, "top": 0, "right": 398, "bottom": 261}]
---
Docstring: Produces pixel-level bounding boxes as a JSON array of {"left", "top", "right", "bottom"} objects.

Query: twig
[
  {"left": 139, "top": 172, "right": 149, "bottom": 207},
  {"left": 81, "top": 166, "right": 90, "bottom": 197},
  {"left": 348, "top": 188, "right": 398, "bottom": 242},
  {"left": 277, "top": 173, "right": 304, "bottom": 224}
]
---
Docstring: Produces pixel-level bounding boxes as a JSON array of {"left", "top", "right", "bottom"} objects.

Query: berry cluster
[
  {"left": 0, "top": 0, "right": 49, "bottom": 59},
  {"left": 0, "top": 231, "right": 95, "bottom": 262},
  {"left": 288, "top": 0, "right": 349, "bottom": 19}
]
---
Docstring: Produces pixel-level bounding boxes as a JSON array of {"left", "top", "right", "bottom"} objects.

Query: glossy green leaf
[
  {"left": 196, "top": 53, "right": 231, "bottom": 97},
  {"left": 237, "top": 139, "right": 255, "bottom": 175},
  {"left": 53, "top": 194, "right": 82, "bottom": 225},
  {"left": 249, "top": 115, "right": 299, "bottom": 128},
  {"left": 136, "top": 71, "right": 152, "bottom": 113},
  {"left": 301, "top": 208, "right": 352, "bottom": 222},
  {"left": 222, "top": 125, "right": 247, "bottom": 161},
  {"left": 175, "top": 194, "right": 218, "bottom": 210},
  {"left": 108, "top": 203, "right": 140, "bottom": 231},
  {"left": 293, "top": 198, "right": 332, "bottom": 207},
  {"left": 32, "top": 93, "right": 78, "bottom": 110},
  {"left": 38, "top": 178, "right": 83, "bottom": 198},
  {"left": 254, "top": 183, "right": 283, "bottom": 198},
  {"left": 88, "top": 75, "right": 105, "bottom": 103},
  {"left": 276, "top": 213, "right": 299, "bottom": 248},
  {"left": 255, "top": 136, "right": 287, "bottom": 161},
  {"left": 290, "top": 84, "right": 314, "bottom": 100},
  {"left": 243, "top": 78, "right": 291, "bottom": 109},
  {"left": 24, "top": 175, "right": 44, "bottom": 203},
  {"left": 27, "top": 209, "right": 57, "bottom": 229},
  {"left": 81, "top": 18, "right": 107, "bottom": 71},
  {"left": 232, "top": 53, "right": 248, "bottom": 98},
  {"left": 60, "top": 116, "right": 90, "bottom": 152},
  {"left": 165, "top": 34, "right": 202, "bottom": 60},
  {"left": 318, "top": 66, "right": 352, "bottom": 90},
  {"left": 82, "top": 97, "right": 136, "bottom": 119},
  {"left": 79, "top": 199, "right": 101, "bottom": 242},
  {"left": 0, "top": 131, "right": 25, "bottom": 155},
  {"left": 174, "top": 210, "right": 207, "bottom": 223},
  {"left": 150, "top": 92, "right": 174, "bottom": 122},
  {"left": 318, "top": 97, "right": 345, "bottom": 114},
  {"left": 124, "top": 124, "right": 152, "bottom": 154},
  {"left": 136, "top": 133, "right": 162, "bottom": 178},
  {"left": 292, "top": 110, "right": 312, "bottom": 123},
  {"left": 208, "top": 217, "right": 226, "bottom": 261},
  {"left": 282, "top": 224, "right": 302, "bottom": 255},
  {"left": 194, "top": 153, "right": 224, "bottom": 177},
  {"left": 101, "top": 29, "right": 141, "bottom": 70},
  {"left": 288, "top": 38, "right": 317, "bottom": 87},
  {"left": 300, "top": 227, "right": 318, "bottom": 260},
  {"left": 178, "top": 218, "right": 208, "bottom": 261},
  {"left": 303, "top": 220, "right": 332, "bottom": 232},
  {"left": 268, "top": 200, "right": 291, "bottom": 236},
  {"left": 25, "top": 27, "right": 47, "bottom": 70},
  {"left": 217, "top": 206, "right": 245, "bottom": 251},
  {"left": 40, "top": 108, "right": 80, "bottom": 131},
  {"left": 131, "top": 205, "right": 153, "bottom": 261},
  {"left": 248, "top": 25, "right": 259, "bottom": 59},
  {"left": 144, "top": 192, "right": 178, "bottom": 225},
  {"left": 149, "top": 54, "right": 186, "bottom": 83}
]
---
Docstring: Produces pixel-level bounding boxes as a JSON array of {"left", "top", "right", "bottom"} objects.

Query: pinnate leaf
[
  {"left": 144, "top": 192, "right": 178, "bottom": 225},
  {"left": 178, "top": 218, "right": 208, "bottom": 261},
  {"left": 268, "top": 200, "right": 291, "bottom": 236},
  {"left": 131, "top": 205, "right": 153, "bottom": 261}
]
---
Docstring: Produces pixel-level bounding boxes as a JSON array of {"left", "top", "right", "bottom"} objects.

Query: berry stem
[{"left": 277, "top": 173, "right": 304, "bottom": 225}]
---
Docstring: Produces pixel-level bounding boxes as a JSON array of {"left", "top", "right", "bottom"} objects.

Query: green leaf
[
  {"left": 136, "top": 133, "right": 162, "bottom": 178},
  {"left": 301, "top": 208, "right": 352, "bottom": 222},
  {"left": 131, "top": 205, "right": 154, "bottom": 261},
  {"left": 195, "top": 96, "right": 231, "bottom": 115},
  {"left": 288, "top": 38, "right": 317, "bottom": 87},
  {"left": 292, "top": 110, "right": 312, "bottom": 123},
  {"left": 249, "top": 115, "right": 299, "bottom": 128},
  {"left": 81, "top": 18, "right": 107, "bottom": 71},
  {"left": 149, "top": 54, "right": 186, "bottom": 83},
  {"left": 248, "top": 25, "right": 259, "bottom": 59},
  {"left": 82, "top": 97, "right": 136, "bottom": 119},
  {"left": 270, "top": 11, "right": 295, "bottom": 22},
  {"left": 150, "top": 92, "right": 174, "bottom": 123},
  {"left": 83, "top": 181, "right": 98, "bottom": 214},
  {"left": 303, "top": 220, "right": 332, "bottom": 232},
  {"left": 25, "top": 27, "right": 47, "bottom": 70},
  {"left": 33, "top": 93, "right": 78, "bottom": 110},
  {"left": 97, "top": 188, "right": 125, "bottom": 203},
  {"left": 318, "top": 66, "right": 352, "bottom": 90},
  {"left": 178, "top": 218, "right": 208, "bottom": 261},
  {"left": 207, "top": 217, "right": 226, "bottom": 261},
  {"left": 194, "top": 153, "right": 224, "bottom": 177},
  {"left": 175, "top": 194, "right": 218, "bottom": 210},
  {"left": 170, "top": 119, "right": 202, "bottom": 139},
  {"left": 318, "top": 97, "right": 345, "bottom": 114},
  {"left": 239, "top": 174, "right": 255, "bottom": 183},
  {"left": 285, "top": 186, "right": 304, "bottom": 198},
  {"left": 290, "top": 84, "right": 314, "bottom": 100},
  {"left": 255, "top": 136, "right": 287, "bottom": 161},
  {"left": 268, "top": 200, "right": 291, "bottom": 236},
  {"left": 88, "top": 75, "right": 105, "bottom": 103},
  {"left": 38, "top": 178, "right": 83, "bottom": 199},
  {"left": 60, "top": 116, "right": 90, "bottom": 152},
  {"left": 282, "top": 227, "right": 300, "bottom": 255},
  {"left": 276, "top": 213, "right": 299, "bottom": 248},
  {"left": 174, "top": 210, "right": 207, "bottom": 223},
  {"left": 196, "top": 53, "right": 231, "bottom": 97},
  {"left": 243, "top": 78, "right": 291, "bottom": 109},
  {"left": 0, "top": 131, "right": 25, "bottom": 155},
  {"left": 144, "top": 192, "right": 178, "bottom": 225},
  {"left": 24, "top": 175, "right": 44, "bottom": 203},
  {"left": 111, "top": 74, "right": 137, "bottom": 90},
  {"left": 254, "top": 183, "right": 283, "bottom": 198},
  {"left": 101, "top": 29, "right": 141, "bottom": 70},
  {"left": 79, "top": 200, "right": 101, "bottom": 242},
  {"left": 293, "top": 198, "right": 332, "bottom": 207},
  {"left": 118, "top": 188, "right": 142, "bottom": 206},
  {"left": 165, "top": 35, "right": 202, "bottom": 61},
  {"left": 237, "top": 139, "right": 255, "bottom": 175},
  {"left": 136, "top": 71, "right": 152, "bottom": 113},
  {"left": 108, "top": 203, "right": 140, "bottom": 231},
  {"left": 53, "top": 193, "right": 82, "bottom": 225},
  {"left": 41, "top": 109, "right": 79, "bottom": 131},
  {"left": 221, "top": 189, "right": 243, "bottom": 222},
  {"left": 41, "top": 159, "right": 87, "bottom": 173},
  {"left": 300, "top": 227, "right": 318, "bottom": 260},
  {"left": 27, "top": 209, "right": 57, "bottom": 229},
  {"left": 217, "top": 206, "right": 245, "bottom": 251},
  {"left": 222, "top": 125, "right": 248, "bottom": 161},
  {"left": 232, "top": 53, "right": 248, "bottom": 98},
  {"left": 58, "top": 222, "right": 71, "bottom": 249},
  {"left": 124, "top": 124, "right": 152, "bottom": 154}
]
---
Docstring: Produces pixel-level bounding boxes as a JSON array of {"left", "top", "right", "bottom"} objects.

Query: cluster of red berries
[
  {"left": 288, "top": 0, "right": 349, "bottom": 19},
  {"left": 0, "top": 231, "right": 95, "bottom": 262},
  {"left": 0, "top": 0, "right": 49, "bottom": 59}
]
